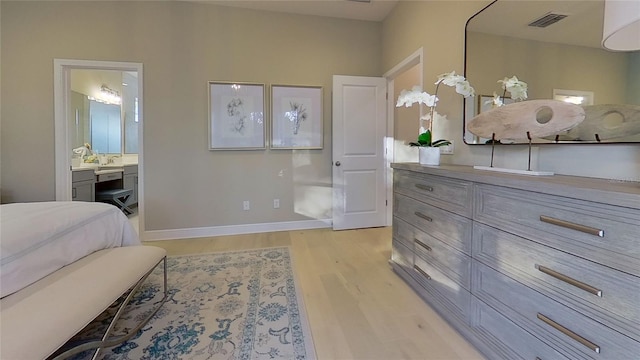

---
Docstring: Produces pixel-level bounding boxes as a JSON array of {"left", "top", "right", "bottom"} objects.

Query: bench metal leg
[{"left": 52, "top": 257, "right": 168, "bottom": 360}]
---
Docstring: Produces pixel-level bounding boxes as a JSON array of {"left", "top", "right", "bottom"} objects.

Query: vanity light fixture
[
  {"left": 602, "top": 0, "right": 640, "bottom": 51},
  {"left": 100, "top": 85, "right": 121, "bottom": 105},
  {"left": 134, "top": 98, "right": 139, "bottom": 123},
  {"left": 88, "top": 85, "right": 122, "bottom": 105}
]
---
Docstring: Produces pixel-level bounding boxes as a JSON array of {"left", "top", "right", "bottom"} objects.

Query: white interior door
[{"left": 332, "top": 75, "right": 387, "bottom": 230}]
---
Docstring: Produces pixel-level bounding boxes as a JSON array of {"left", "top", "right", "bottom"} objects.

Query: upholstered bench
[
  {"left": 96, "top": 188, "right": 133, "bottom": 215},
  {"left": 0, "top": 246, "right": 167, "bottom": 360}
]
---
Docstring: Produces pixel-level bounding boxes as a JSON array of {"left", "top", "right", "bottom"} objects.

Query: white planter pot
[{"left": 419, "top": 147, "right": 440, "bottom": 166}]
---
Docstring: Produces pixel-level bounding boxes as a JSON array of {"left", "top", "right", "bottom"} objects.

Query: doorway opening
[
  {"left": 54, "top": 59, "right": 145, "bottom": 235},
  {"left": 383, "top": 48, "right": 423, "bottom": 224}
]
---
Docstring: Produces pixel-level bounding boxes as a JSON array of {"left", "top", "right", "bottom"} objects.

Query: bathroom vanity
[
  {"left": 71, "top": 164, "right": 138, "bottom": 208},
  {"left": 390, "top": 163, "right": 640, "bottom": 359}
]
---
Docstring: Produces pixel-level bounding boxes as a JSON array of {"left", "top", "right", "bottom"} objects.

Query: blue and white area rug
[{"left": 73, "top": 247, "right": 316, "bottom": 360}]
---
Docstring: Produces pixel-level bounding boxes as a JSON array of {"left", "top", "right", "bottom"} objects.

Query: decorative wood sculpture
[
  {"left": 467, "top": 100, "right": 585, "bottom": 140},
  {"left": 552, "top": 104, "right": 640, "bottom": 141}
]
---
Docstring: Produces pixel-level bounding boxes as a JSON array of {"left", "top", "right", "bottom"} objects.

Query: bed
[{"left": 0, "top": 201, "right": 167, "bottom": 359}]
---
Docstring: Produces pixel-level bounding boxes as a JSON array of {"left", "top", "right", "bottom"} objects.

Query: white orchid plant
[
  {"left": 486, "top": 75, "right": 528, "bottom": 107},
  {"left": 396, "top": 71, "right": 475, "bottom": 147}
]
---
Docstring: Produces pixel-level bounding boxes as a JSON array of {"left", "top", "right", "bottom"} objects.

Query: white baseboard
[{"left": 142, "top": 219, "right": 332, "bottom": 242}]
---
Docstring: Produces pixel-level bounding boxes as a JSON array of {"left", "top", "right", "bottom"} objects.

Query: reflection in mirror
[
  {"left": 90, "top": 100, "right": 121, "bottom": 153},
  {"left": 464, "top": 0, "right": 640, "bottom": 144},
  {"left": 69, "top": 69, "right": 139, "bottom": 158}
]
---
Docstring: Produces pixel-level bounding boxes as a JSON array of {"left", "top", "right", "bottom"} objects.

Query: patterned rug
[{"left": 69, "top": 247, "right": 316, "bottom": 360}]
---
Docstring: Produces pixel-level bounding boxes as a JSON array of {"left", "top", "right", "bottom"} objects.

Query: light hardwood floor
[{"left": 144, "top": 228, "right": 484, "bottom": 360}]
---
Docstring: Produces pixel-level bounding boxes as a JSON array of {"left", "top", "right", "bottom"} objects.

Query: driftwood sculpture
[{"left": 467, "top": 99, "right": 585, "bottom": 141}]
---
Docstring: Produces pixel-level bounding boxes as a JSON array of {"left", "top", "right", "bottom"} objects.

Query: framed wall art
[
  {"left": 209, "top": 81, "right": 266, "bottom": 150},
  {"left": 270, "top": 85, "right": 323, "bottom": 149}
]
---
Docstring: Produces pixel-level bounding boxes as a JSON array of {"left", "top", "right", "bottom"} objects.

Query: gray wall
[{"left": 0, "top": 1, "right": 382, "bottom": 230}]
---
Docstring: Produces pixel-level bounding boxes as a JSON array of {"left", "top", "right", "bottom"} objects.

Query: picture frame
[
  {"left": 270, "top": 85, "right": 323, "bottom": 149},
  {"left": 208, "top": 81, "right": 266, "bottom": 150}
]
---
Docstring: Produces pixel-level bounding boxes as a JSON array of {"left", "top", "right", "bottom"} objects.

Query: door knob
[{"left": 335, "top": 161, "right": 341, "bottom": 166}]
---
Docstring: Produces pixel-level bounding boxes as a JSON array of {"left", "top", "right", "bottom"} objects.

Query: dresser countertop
[{"left": 391, "top": 163, "right": 640, "bottom": 210}]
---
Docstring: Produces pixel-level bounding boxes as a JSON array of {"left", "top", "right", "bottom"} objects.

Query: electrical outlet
[
  {"left": 440, "top": 141, "right": 454, "bottom": 155},
  {"left": 243, "top": 200, "right": 250, "bottom": 211},
  {"left": 273, "top": 199, "right": 280, "bottom": 209}
]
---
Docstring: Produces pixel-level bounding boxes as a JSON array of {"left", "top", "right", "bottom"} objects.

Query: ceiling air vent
[
  {"left": 347, "top": 0, "right": 372, "bottom": 3},
  {"left": 528, "top": 12, "right": 569, "bottom": 28}
]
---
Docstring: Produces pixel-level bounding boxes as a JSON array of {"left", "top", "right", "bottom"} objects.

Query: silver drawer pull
[
  {"left": 414, "top": 212, "right": 433, "bottom": 222},
  {"left": 413, "top": 265, "right": 431, "bottom": 280},
  {"left": 414, "top": 239, "right": 432, "bottom": 252},
  {"left": 536, "top": 265, "right": 602, "bottom": 297},
  {"left": 537, "top": 313, "right": 600, "bottom": 353},
  {"left": 415, "top": 184, "right": 434, "bottom": 192},
  {"left": 539, "top": 215, "right": 604, "bottom": 237}
]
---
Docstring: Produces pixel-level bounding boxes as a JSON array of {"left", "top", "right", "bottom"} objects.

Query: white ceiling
[
  {"left": 188, "top": 0, "right": 399, "bottom": 22},
  {"left": 187, "top": 0, "right": 607, "bottom": 48},
  {"left": 467, "top": 0, "right": 605, "bottom": 49}
]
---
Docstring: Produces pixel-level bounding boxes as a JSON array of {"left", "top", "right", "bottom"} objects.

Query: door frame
[
  {"left": 383, "top": 48, "right": 423, "bottom": 225},
  {"left": 53, "top": 59, "right": 145, "bottom": 233}
]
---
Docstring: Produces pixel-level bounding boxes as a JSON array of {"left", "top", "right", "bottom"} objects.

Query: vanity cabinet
[
  {"left": 123, "top": 165, "right": 138, "bottom": 207},
  {"left": 71, "top": 169, "right": 95, "bottom": 202},
  {"left": 390, "top": 164, "right": 640, "bottom": 360}
]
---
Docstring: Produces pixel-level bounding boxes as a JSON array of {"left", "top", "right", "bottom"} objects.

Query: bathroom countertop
[
  {"left": 72, "top": 165, "right": 98, "bottom": 172},
  {"left": 94, "top": 168, "right": 124, "bottom": 175},
  {"left": 72, "top": 162, "right": 137, "bottom": 172}
]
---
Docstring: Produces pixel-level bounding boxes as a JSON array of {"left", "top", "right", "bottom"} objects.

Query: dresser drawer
[
  {"left": 394, "top": 170, "right": 473, "bottom": 216},
  {"left": 394, "top": 193, "right": 472, "bottom": 254},
  {"left": 72, "top": 169, "right": 95, "bottom": 182},
  {"left": 474, "top": 184, "right": 640, "bottom": 276},
  {"left": 470, "top": 297, "right": 569, "bottom": 360},
  {"left": 413, "top": 254, "right": 471, "bottom": 320},
  {"left": 123, "top": 165, "right": 138, "bottom": 175},
  {"left": 473, "top": 223, "right": 640, "bottom": 341},
  {"left": 97, "top": 171, "right": 123, "bottom": 183},
  {"left": 410, "top": 221, "right": 471, "bottom": 291},
  {"left": 391, "top": 239, "right": 413, "bottom": 276},
  {"left": 473, "top": 260, "right": 640, "bottom": 359}
]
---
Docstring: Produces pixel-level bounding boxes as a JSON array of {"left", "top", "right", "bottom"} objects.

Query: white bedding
[{"left": 0, "top": 201, "right": 140, "bottom": 298}]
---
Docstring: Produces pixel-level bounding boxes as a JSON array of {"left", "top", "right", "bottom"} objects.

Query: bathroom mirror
[
  {"left": 70, "top": 69, "right": 139, "bottom": 155},
  {"left": 463, "top": 0, "right": 640, "bottom": 145}
]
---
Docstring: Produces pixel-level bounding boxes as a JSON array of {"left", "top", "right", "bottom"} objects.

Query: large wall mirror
[
  {"left": 70, "top": 69, "right": 139, "bottom": 155},
  {"left": 463, "top": 0, "right": 640, "bottom": 145}
]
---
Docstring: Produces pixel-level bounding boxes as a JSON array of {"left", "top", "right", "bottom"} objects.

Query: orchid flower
[
  {"left": 396, "top": 86, "right": 438, "bottom": 107},
  {"left": 437, "top": 71, "right": 476, "bottom": 97},
  {"left": 498, "top": 76, "right": 528, "bottom": 101},
  {"left": 396, "top": 71, "right": 475, "bottom": 147}
]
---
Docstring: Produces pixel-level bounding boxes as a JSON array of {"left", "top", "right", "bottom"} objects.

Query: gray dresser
[{"left": 390, "top": 163, "right": 640, "bottom": 360}]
